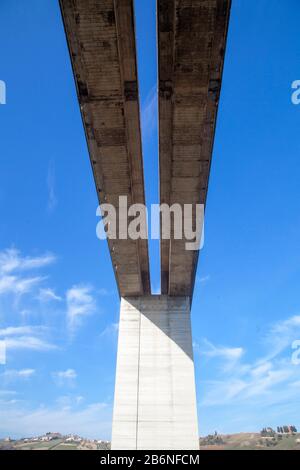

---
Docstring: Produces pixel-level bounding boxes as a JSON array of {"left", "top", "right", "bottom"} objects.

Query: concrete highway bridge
[{"left": 60, "top": 0, "right": 231, "bottom": 450}]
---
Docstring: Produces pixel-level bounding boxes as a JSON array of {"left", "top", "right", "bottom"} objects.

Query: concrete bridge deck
[
  {"left": 60, "top": 0, "right": 150, "bottom": 297},
  {"left": 158, "top": 0, "right": 231, "bottom": 296}
]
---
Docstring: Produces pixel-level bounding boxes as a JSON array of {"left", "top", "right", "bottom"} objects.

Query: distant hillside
[
  {"left": 200, "top": 432, "right": 300, "bottom": 450},
  {"left": 0, "top": 435, "right": 110, "bottom": 451},
  {"left": 2, "top": 432, "right": 300, "bottom": 450}
]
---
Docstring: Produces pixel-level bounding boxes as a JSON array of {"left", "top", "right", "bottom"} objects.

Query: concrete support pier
[{"left": 111, "top": 296, "right": 199, "bottom": 450}]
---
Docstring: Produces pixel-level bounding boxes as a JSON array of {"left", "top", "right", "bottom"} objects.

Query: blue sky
[{"left": 1, "top": 0, "right": 300, "bottom": 439}]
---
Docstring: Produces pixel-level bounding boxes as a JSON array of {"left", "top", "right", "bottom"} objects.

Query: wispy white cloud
[
  {"left": 0, "top": 326, "right": 45, "bottom": 337},
  {"left": 0, "top": 247, "right": 109, "bottom": 440},
  {"left": 197, "top": 275, "right": 210, "bottom": 284},
  {"left": 197, "top": 338, "right": 244, "bottom": 372},
  {"left": 37, "top": 287, "right": 62, "bottom": 302},
  {"left": 54, "top": 369, "right": 77, "bottom": 380},
  {"left": 201, "top": 340, "right": 244, "bottom": 362},
  {"left": 53, "top": 369, "right": 77, "bottom": 387},
  {"left": 19, "top": 309, "right": 32, "bottom": 317},
  {"left": 0, "top": 325, "right": 57, "bottom": 352},
  {"left": 197, "top": 313, "right": 300, "bottom": 411},
  {"left": 151, "top": 283, "right": 161, "bottom": 295},
  {"left": 0, "top": 248, "right": 99, "bottom": 359},
  {"left": 0, "top": 340, "right": 6, "bottom": 365},
  {"left": 0, "top": 274, "right": 46, "bottom": 296},
  {"left": 2, "top": 368, "right": 36, "bottom": 382},
  {"left": 200, "top": 366, "right": 294, "bottom": 408},
  {"left": 0, "top": 400, "right": 112, "bottom": 440},
  {"left": 55, "top": 394, "right": 84, "bottom": 410},
  {"left": 0, "top": 248, "right": 56, "bottom": 299},
  {"left": 141, "top": 85, "right": 157, "bottom": 141},
  {"left": 97, "top": 288, "right": 111, "bottom": 296},
  {"left": 263, "top": 314, "right": 300, "bottom": 360},
  {"left": 0, "top": 248, "right": 56, "bottom": 274},
  {"left": 5, "top": 336, "right": 57, "bottom": 352},
  {"left": 0, "top": 390, "right": 17, "bottom": 397},
  {"left": 76, "top": 395, "right": 84, "bottom": 405},
  {"left": 66, "top": 285, "right": 95, "bottom": 331},
  {"left": 99, "top": 323, "right": 118, "bottom": 339},
  {"left": 0, "top": 399, "right": 21, "bottom": 406}
]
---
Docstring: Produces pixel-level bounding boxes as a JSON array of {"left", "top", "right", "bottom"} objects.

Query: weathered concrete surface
[
  {"left": 158, "top": 0, "right": 231, "bottom": 296},
  {"left": 60, "top": 0, "right": 150, "bottom": 297},
  {"left": 112, "top": 296, "right": 199, "bottom": 450},
  {"left": 60, "top": 0, "right": 231, "bottom": 301}
]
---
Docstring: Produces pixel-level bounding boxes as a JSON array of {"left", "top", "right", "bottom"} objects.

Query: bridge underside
[
  {"left": 60, "top": 0, "right": 150, "bottom": 297},
  {"left": 60, "top": 0, "right": 231, "bottom": 300},
  {"left": 159, "top": 0, "right": 231, "bottom": 296},
  {"left": 60, "top": 0, "right": 231, "bottom": 451}
]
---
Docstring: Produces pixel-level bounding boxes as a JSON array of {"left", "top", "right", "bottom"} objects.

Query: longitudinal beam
[
  {"left": 158, "top": 0, "right": 231, "bottom": 296},
  {"left": 60, "top": 0, "right": 150, "bottom": 296}
]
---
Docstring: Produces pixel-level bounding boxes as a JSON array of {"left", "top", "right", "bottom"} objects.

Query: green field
[{"left": 200, "top": 433, "right": 300, "bottom": 450}]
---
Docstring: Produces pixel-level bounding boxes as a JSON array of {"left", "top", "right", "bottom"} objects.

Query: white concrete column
[{"left": 111, "top": 296, "right": 199, "bottom": 450}]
